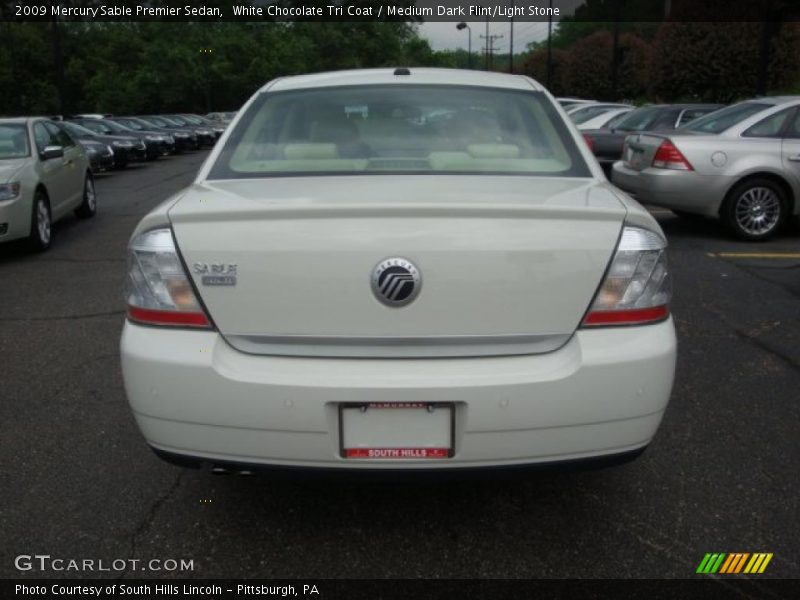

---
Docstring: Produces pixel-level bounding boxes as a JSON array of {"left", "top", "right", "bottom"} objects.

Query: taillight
[
  {"left": 583, "top": 134, "right": 595, "bottom": 151},
  {"left": 582, "top": 226, "right": 671, "bottom": 327},
  {"left": 126, "top": 228, "right": 212, "bottom": 328},
  {"left": 652, "top": 139, "right": 693, "bottom": 170}
]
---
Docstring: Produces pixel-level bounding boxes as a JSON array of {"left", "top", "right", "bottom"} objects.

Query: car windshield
[
  {"left": 134, "top": 118, "right": 158, "bottom": 128},
  {"left": 114, "top": 118, "right": 142, "bottom": 130},
  {"left": 182, "top": 115, "right": 203, "bottom": 124},
  {"left": 100, "top": 119, "right": 131, "bottom": 133},
  {"left": 0, "top": 124, "right": 30, "bottom": 159},
  {"left": 681, "top": 102, "right": 771, "bottom": 134},
  {"left": 81, "top": 121, "right": 112, "bottom": 135},
  {"left": 210, "top": 85, "right": 589, "bottom": 178},
  {"left": 144, "top": 116, "right": 168, "bottom": 126},
  {"left": 63, "top": 122, "right": 96, "bottom": 137}
]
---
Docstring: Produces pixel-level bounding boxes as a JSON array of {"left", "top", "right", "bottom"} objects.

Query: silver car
[
  {"left": 0, "top": 117, "right": 96, "bottom": 250},
  {"left": 612, "top": 97, "right": 800, "bottom": 240}
]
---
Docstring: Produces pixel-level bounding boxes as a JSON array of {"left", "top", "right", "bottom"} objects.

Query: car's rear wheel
[
  {"left": 29, "top": 190, "right": 52, "bottom": 252},
  {"left": 75, "top": 173, "right": 97, "bottom": 219},
  {"left": 722, "top": 179, "right": 787, "bottom": 241}
]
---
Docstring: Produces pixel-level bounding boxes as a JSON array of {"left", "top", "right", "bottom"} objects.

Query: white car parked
[
  {"left": 0, "top": 117, "right": 96, "bottom": 250},
  {"left": 121, "top": 69, "right": 676, "bottom": 472}
]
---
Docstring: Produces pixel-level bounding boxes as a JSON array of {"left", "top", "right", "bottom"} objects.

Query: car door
[
  {"left": 781, "top": 107, "right": 800, "bottom": 202},
  {"left": 32, "top": 121, "right": 73, "bottom": 216},
  {"left": 45, "top": 122, "right": 84, "bottom": 210}
]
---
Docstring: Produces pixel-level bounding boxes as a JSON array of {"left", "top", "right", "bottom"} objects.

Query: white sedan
[
  {"left": 0, "top": 118, "right": 96, "bottom": 250},
  {"left": 121, "top": 68, "right": 676, "bottom": 472}
]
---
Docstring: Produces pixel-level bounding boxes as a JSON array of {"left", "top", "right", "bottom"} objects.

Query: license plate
[
  {"left": 627, "top": 148, "right": 644, "bottom": 169},
  {"left": 339, "top": 402, "right": 454, "bottom": 459}
]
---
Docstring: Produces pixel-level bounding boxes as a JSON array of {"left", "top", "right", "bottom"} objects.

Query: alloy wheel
[{"left": 734, "top": 186, "right": 781, "bottom": 237}]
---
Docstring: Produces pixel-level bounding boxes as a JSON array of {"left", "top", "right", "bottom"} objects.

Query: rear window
[
  {"left": 209, "top": 85, "right": 590, "bottom": 178},
  {"left": 0, "top": 124, "right": 30, "bottom": 159},
  {"left": 613, "top": 107, "right": 664, "bottom": 132},
  {"left": 681, "top": 102, "right": 769, "bottom": 134}
]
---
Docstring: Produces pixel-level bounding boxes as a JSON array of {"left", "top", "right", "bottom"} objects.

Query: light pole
[{"left": 456, "top": 22, "right": 472, "bottom": 69}]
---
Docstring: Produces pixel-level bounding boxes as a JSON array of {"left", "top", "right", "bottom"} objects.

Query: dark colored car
[
  {"left": 77, "top": 138, "right": 115, "bottom": 172},
  {"left": 139, "top": 116, "right": 200, "bottom": 150},
  {"left": 66, "top": 119, "right": 148, "bottom": 166},
  {"left": 162, "top": 115, "right": 217, "bottom": 146},
  {"left": 178, "top": 114, "right": 227, "bottom": 139},
  {"left": 583, "top": 104, "right": 724, "bottom": 175},
  {"left": 60, "top": 121, "right": 144, "bottom": 169},
  {"left": 106, "top": 117, "right": 178, "bottom": 156}
]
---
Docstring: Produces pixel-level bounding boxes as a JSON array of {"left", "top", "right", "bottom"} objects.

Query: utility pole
[
  {"left": 484, "top": 17, "right": 490, "bottom": 70},
  {"left": 481, "top": 33, "right": 503, "bottom": 71},
  {"left": 509, "top": 0, "right": 515, "bottom": 73}
]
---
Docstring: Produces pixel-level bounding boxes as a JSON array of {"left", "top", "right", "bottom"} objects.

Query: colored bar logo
[{"left": 696, "top": 553, "right": 773, "bottom": 574}]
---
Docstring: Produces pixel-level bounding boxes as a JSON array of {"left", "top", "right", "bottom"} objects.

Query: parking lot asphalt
[{"left": 0, "top": 153, "right": 798, "bottom": 581}]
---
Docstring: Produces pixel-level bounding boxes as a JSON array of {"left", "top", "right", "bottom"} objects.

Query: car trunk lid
[{"left": 169, "top": 176, "right": 626, "bottom": 356}]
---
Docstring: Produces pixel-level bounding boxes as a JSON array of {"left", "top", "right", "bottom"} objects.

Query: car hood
[{"left": 0, "top": 158, "right": 28, "bottom": 182}]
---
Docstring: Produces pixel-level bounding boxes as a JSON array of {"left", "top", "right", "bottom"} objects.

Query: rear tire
[
  {"left": 28, "top": 190, "right": 52, "bottom": 252},
  {"left": 75, "top": 174, "right": 97, "bottom": 219},
  {"left": 722, "top": 178, "right": 787, "bottom": 241}
]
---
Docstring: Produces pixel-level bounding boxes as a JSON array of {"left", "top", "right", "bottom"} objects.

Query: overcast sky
[
  {"left": 413, "top": 0, "right": 586, "bottom": 52},
  {"left": 417, "top": 20, "right": 554, "bottom": 52}
]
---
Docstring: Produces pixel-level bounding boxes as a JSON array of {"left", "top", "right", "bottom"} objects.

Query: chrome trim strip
[{"left": 224, "top": 333, "right": 572, "bottom": 358}]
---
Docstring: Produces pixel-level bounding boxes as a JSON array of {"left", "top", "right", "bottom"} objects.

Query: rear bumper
[
  {"left": 120, "top": 318, "right": 676, "bottom": 470},
  {"left": 611, "top": 162, "right": 727, "bottom": 216}
]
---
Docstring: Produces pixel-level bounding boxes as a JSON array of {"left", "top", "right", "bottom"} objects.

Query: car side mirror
[{"left": 41, "top": 145, "right": 64, "bottom": 160}]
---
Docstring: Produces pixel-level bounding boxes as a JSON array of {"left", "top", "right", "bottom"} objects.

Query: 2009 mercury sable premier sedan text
[{"left": 120, "top": 68, "right": 676, "bottom": 472}]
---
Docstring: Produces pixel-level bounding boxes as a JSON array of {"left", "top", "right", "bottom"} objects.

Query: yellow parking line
[{"left": 708, "top": 252, "right": 800, "bottom": 259}]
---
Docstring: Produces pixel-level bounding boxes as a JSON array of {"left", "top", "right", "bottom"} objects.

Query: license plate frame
[{"left": 338, "top": 402, "right": 455, "bottom": 459}]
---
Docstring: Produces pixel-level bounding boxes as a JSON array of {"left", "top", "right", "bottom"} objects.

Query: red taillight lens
[
  {"left": 583, "top": 306, "right": 669, "bottom": 326},
  {"left": 126, "top": 228, "right": 213, "bottom": 329},
  {"left": 583, "top": 134, "right": 595, "bottom": 151},
  {"left": 652, "top": 139, "right": 693, "bottom": 170},
  {"left": 127, "top": 306, "right": 211, "bottom": 328},
  {"left": 582, "top": 226, "right": 671, "bottom": 328}
]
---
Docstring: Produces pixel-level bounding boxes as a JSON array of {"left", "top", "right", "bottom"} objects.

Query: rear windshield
[
  {"left": 209, "top": 85, "right": 590, "bottom": 178},
  {"left": 0, "top": 124, "right": 30, "bottom": 159},
  {"left": 613, "top": 107, "right": 664, "bottom": 132},
  {"left": 681, "top": 102, "right": 770, "bottom": 134}
]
